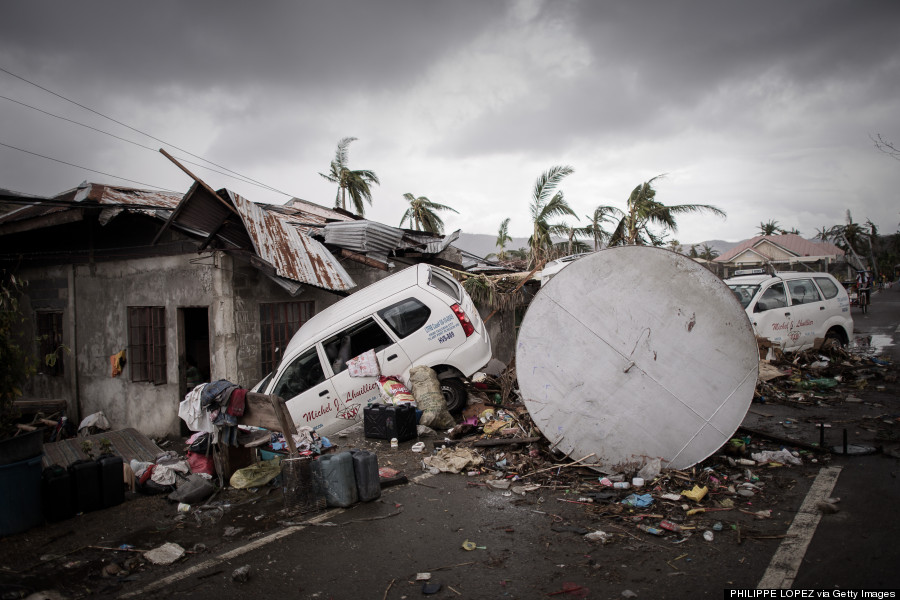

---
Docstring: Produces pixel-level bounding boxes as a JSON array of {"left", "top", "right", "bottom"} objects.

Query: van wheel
[
  {"left": 440, "top": 378, "right": 468, "bottom": 414},
  {"left": 824, "top": 328, "right": 846, "bottom": 348}
]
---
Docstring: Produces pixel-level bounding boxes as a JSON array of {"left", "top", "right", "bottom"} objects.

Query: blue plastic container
[
  {"left": 0, "top": 454, "right": 44, "bottom": 536},
  {"left": 317, "top": 452, "right": 358, "bottom": 508}
]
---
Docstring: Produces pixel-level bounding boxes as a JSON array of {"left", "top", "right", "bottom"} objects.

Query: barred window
[
  {"left": 260, "top": 301, "right": 314, "bottom": 374},
  {"left": 36, "top": 311, "right": 64, "bottom": 376},
  {"left": 128, "top": 307, "right": 167, "bottom": 384}
]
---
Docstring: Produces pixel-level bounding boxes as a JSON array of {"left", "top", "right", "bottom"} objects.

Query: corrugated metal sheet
[
  {"left": 323, "top": 221, "right": 404, "bottom": 253},
  {"left": 229, "top": 191, "right": 355, "bottom": 292},
  {"left": 0, "top": 183, "right": 182, "bottom": 227}
]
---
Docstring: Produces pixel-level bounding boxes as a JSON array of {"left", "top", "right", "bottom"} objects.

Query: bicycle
[{"left": 857, "top": 284, "right": 869, "bottom": 314}]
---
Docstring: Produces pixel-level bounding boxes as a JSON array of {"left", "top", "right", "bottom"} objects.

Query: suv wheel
[{"left": 440, "top": 378, "right": 468, "bottom": 414}]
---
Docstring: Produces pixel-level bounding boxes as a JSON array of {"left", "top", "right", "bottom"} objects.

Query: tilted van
[{"left": 255, "top": 264, "right": 492, "bottom": 437}]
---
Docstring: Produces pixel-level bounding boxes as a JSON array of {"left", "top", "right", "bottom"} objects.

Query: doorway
[{"left": 178, "top": 307, "right": 210, "bottom": 435}]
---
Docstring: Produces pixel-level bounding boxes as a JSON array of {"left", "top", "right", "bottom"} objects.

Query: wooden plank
[{"left": 241, "top": 392, "right": 291, "bottom": 432}]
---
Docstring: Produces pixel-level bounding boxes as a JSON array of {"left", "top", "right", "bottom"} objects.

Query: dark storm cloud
[{"left": 1, "top": 1, "right": 503, "bottom": 95}]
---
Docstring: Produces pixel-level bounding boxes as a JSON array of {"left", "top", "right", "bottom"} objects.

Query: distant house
[
  {"left": 714, "top": 234, "right": 848, "bottom": 279},
  {"left": 0, "top": 178, "right": 464, "bottom": 438}
]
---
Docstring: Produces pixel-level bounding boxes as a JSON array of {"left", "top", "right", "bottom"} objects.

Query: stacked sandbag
[{"left": 409, "top": 366, "right": 455, "bottom": 430}]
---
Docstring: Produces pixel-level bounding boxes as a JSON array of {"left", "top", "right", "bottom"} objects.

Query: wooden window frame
[
  {"left": 128, "top": 306, "right": 167, "bottom": 384},
  {"left": 259, "top": 301, "right": 314, "bottom": 374}
]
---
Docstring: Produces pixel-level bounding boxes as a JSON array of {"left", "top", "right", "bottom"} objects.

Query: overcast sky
[{"left": 2, "top": 1, "right": 899, "bottom": 246}]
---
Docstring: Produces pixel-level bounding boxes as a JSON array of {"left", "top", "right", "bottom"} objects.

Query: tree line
[{"left": 319, "top": 137, "right": 898, "bottom": 276}]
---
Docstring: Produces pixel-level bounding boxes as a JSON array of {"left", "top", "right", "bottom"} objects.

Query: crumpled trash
[
  {"left": 231, "top": 564, "right": 251, "bottom": 583},
  {"left": 584, "top": 530, "right": 612, "bottom": 544},
  {"left": 78, "top": 411, "right": 111, "bottom": 434},
  {"left": 637, "top": 458, "right": 662, "bottom": 481},
  {"left": 681, "top": 485, "right": 708, "bottom": 502},
  {"left": 620, "top": 493, "right": 654, "bottom": 508},
  {"left": 751, "top": 449, "right": 802, "bottom": 466},
  {"left": 423, "top": 448, "right": 484, "bottom": 474},
  {"left": 229, "top": 458, "right": 282, "bottom": 489},
  {"left": 152, "top": 461, "right": 190, "bottom": 486}
]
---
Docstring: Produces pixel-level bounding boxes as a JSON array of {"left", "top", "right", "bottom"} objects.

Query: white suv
[
  {"left": 725, "top": 270, "right": 853, "bottom": 352},
  {"left": 255, "top": 264, "right": 492, "bottom": 437}
]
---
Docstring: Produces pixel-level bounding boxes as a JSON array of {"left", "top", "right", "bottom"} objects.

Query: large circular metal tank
[{"left": 517, "top": 246, "right": 758, "bottom": 471}]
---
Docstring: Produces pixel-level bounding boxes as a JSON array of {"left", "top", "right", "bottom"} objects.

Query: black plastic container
[
  {"left": 349, "top": 449, "right": 381, "bottom": 502},
  {"left": 68, "top": 459, "right": 102, "bottom": 513},
  {"left": 96, "top": 454, "right": 124, "bottom": 508},
  {"left": 363, "top": 403, "right": 417, "bottom": 442},
  {"left": 41, "top": 464, "right": 75, "bottom": 522}
]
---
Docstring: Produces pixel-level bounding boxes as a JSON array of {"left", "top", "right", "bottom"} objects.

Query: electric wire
[
  {"left": 0, "top": 94, "right": 286, "bottom": 195},
  {"left": 0, "top": 66, "right": 295, "bottom": 197},
  {"left": 0, "top": 141, "right": 179, "bottom": 192}
]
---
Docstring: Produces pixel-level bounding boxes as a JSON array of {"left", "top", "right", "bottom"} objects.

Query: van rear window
[
  {"left": 378, "top": 298, "right": 431, "bottom": 339},
  {"left": 429, "top": 268, "right": 461, "bottom": 302}
]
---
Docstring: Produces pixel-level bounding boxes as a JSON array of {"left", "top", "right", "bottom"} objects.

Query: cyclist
[{"left": 856, "top": 270, "right": 873, "bottom": 308}]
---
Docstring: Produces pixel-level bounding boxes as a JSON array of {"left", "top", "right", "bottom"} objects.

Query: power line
[
  {"left": 0, "top": 66, "right": 296, "bottom": 197},
  {"left": 0, "top": 141, "right": 180, "bottom": 191},
  {"left": 0, "top": 94, "right": 287, "bottom": 195}
]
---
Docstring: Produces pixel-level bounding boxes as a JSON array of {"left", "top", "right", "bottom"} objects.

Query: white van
[
  {"left": 256, "top": 264, "right": 492, "bottom": 437},
  {"left": 724, "top": 271, "right": 853, "bottom": 352}
]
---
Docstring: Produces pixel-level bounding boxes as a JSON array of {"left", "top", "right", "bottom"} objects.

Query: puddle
[{"left": 850, "top": 334, "right": 895, "bottom": 355}]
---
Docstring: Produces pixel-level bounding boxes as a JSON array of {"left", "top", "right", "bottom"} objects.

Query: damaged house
[{"left": 0, "top": 177, "right": 465, "bottom": 438}]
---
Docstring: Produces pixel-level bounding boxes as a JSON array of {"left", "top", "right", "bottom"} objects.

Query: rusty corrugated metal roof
[
  {"left": 0, "top": 182, "right": 183, "bottom": 228},
  {"left": 228, "top": 191, "right": 355, "bottom": 292}
]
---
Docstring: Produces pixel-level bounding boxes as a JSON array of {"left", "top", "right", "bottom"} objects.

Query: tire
[
  {"left": 440, "top": 378, "right": 469, "bottom": 414},
  {"left": 824, "top": 328, "right": 846, "bottom": 348}
]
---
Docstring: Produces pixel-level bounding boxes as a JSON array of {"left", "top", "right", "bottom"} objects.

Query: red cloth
[
  {"left": 226, "top": 388, "right": 247, "bottom": 417},
  {"left": 186, "top": 451, "right": 215, "bottom": 476}
]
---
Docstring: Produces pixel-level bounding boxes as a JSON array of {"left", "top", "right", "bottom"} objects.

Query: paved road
[{"left": 794, "top": 281, "right": 900, "bottom": 589}]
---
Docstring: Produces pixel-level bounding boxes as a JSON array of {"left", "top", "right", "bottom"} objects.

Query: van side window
[
  {"left": 272, "top": 347, "right": 326, "bottom": 399},
  {"left": 378, "top": 298, "right": 431, "bottom": 339},
  {"left": 814, "top": 277, "right": 839, "bottom": 299},
  {"left": 787, "top": 279, "right": 822, "bottom": 305},
  {"left": 323, "top": 318, "right": 394, "bottom": 375},
  {"left": 754, "top": 283, "right": 787, "bottom": 312}
]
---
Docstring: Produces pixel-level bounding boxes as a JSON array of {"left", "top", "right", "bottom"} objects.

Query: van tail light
[{"left": 451, "top": 304, "right": 475, "bottom": 337}]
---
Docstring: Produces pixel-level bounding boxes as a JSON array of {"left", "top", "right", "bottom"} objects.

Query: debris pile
[{"left": 754, "top": 338, "right": 896, "bottom": 407}]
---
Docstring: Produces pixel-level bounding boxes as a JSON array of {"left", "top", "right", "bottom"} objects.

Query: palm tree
[
  {"left": 493, "top": 218, "right": 513, "bottom": 261},
  {"left": 814, "top": 226, "right": 834, "bottom": 243},
  {"left": 398, "top": 193, "right": 458, "bottom": 235},
  {"left": 757, "top": 220, "right": 782, "bottom": 236},
  {"left": 604, "top": 175, "right": 726, "bottom": 246},
  {"left": 698, "top": 243, "right": 720, "bottom": 261},
  {"left": 319, "top": 137, "right": 380, "bottom": 216},
  {"left": 584, "top": 206, "right": 617, "bottom": 251},
  {"left": 527, "top": 166, "right": 577, "bottom": 268}
]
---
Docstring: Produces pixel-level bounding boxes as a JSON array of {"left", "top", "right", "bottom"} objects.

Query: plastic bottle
[{"left": 613, "top": 481, "right": 631, "bottom": 489}]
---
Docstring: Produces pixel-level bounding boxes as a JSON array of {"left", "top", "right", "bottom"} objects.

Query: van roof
[
  {"left": 282, "top": 263, "right": 428, "bottom": 357},
  {"left": 726, "top": 271, "right": 838, "bottom": 285}
]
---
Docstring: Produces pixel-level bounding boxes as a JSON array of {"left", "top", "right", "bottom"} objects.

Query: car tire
[
  {"left": 824, "top": 328, "right": 846, "bottom": 348},
  {"left": 440, "top": 378, "right": 468, "bottom": 414}
]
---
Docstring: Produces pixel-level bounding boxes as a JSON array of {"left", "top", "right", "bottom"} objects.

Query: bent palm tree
[
  {"left": 398, "top": 193, "right": 458, "bottom": 235},
  {"left": 605, "top": 175, "right": 726, "bottom": 246},
  {"left": 584, "top": 206, "right": 617, "bottom": 250},
  {"left": 492, "top": 218, "right": 513, "bottom": 261},
  {"left": 319, "top": 137, "right": 380, "bottom": 216},
  {"left": 527, "top": 166, "right": 577, "bottom": 267}
]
